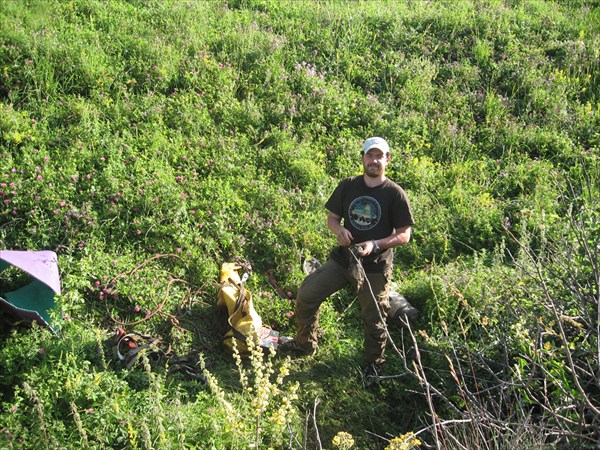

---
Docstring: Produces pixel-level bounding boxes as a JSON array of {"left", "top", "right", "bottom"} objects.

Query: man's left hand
[{"left": 356, "top": 240, "right": 377, "bottom": 256}]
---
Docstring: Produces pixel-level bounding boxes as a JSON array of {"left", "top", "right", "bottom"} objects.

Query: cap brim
[{"left": 362, "top": 145, "right": 389, "bottom": 154}]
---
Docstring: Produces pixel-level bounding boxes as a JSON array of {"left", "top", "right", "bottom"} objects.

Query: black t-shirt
[{"left": 326, "top": 176, "right": 414, "bottom": 272}]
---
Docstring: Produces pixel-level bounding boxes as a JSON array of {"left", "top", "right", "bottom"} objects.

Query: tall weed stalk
[{"left": 202, "top": 333, "right": 300, "bottom": 449}]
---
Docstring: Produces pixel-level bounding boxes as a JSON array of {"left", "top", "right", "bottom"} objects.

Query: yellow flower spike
[{"left": 127, "top": 421, "right": 137, "bottom": 447}]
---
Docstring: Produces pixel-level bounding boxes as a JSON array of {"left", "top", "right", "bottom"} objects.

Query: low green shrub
[{"left": 1, "top": 0, "right": 598, "bottom": 447}]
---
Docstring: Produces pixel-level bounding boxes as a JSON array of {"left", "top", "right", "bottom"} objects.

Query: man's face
[{"left": 362, "top": 148, "right": 389, "bottom": 178}]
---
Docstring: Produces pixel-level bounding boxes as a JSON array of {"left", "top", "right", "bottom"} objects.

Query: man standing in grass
[{"left": 281, "top": 137, "right": 414, "bottom": 385}]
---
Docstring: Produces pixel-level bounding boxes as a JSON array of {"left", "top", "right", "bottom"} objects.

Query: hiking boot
[
  {"left": 278, "top": 337, "right": 316, "bottom": 356},
  {"left": 363, "top": 362, "right": 383, "bottom": 387}
]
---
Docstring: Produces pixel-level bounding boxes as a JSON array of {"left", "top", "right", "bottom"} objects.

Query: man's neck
[{"left": 363, "top": 174, "right": 386, "bottom": 188}]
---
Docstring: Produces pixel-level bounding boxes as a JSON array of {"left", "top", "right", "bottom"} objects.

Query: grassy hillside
[{"left": 1, "top": 0, "right": 599, "bottom": 448}]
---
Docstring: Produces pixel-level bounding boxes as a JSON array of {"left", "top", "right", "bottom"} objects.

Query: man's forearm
[
  {"left": 327, "top": 215, "right": 344, "bottom": 236},
  {"left": 374, "top": 227, "right": 411, "bottom": 250}
]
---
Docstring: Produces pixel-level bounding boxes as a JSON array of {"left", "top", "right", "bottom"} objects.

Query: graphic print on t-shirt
[{"left": 348, "top": 196, "right": 381, "bottom": 230}]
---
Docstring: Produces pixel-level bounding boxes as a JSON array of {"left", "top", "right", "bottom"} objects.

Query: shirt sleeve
[
  {"left": 393, "top": 188, "right": 415, "bottom": 229},
  {"left": 324, "top": 179, "right": 347, "bottom": 216}
]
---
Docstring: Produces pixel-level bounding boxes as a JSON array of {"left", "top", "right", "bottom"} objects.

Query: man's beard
[{"left": 365, "top": 164, "right": 382, "bottom": 177}]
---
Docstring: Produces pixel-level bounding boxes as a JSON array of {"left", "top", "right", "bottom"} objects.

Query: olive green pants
[{"left": 294, "top": 258, "right": 391, "bottom": 364}]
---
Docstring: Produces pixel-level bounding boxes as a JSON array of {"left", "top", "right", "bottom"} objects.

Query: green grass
[{"left": 1, "top": 0, "right": 599, "bottom": 448}]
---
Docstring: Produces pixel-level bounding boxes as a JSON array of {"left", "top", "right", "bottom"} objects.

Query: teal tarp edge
[
  {"left": 3, "top": 279, "right": 55, "bottom": 325},
  {"left": 0, "top": 259, "right": 59, "bottom": 335}
]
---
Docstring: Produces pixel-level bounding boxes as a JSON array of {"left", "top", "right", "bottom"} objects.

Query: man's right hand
[
  {"left": 327, "top": 212, "right": 353, "bottom": 246},
  {"left": 335, "top": 228, "right": 354, "bottom": 246}
]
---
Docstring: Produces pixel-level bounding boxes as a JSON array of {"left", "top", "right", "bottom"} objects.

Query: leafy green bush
[{"left": 1, "top": 0, "right": 598, "bottom": 447}]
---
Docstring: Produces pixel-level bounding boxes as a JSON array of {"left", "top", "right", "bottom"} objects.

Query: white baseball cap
[{"left": 362, "top": 137, "right": 390, "bottom": 154}]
